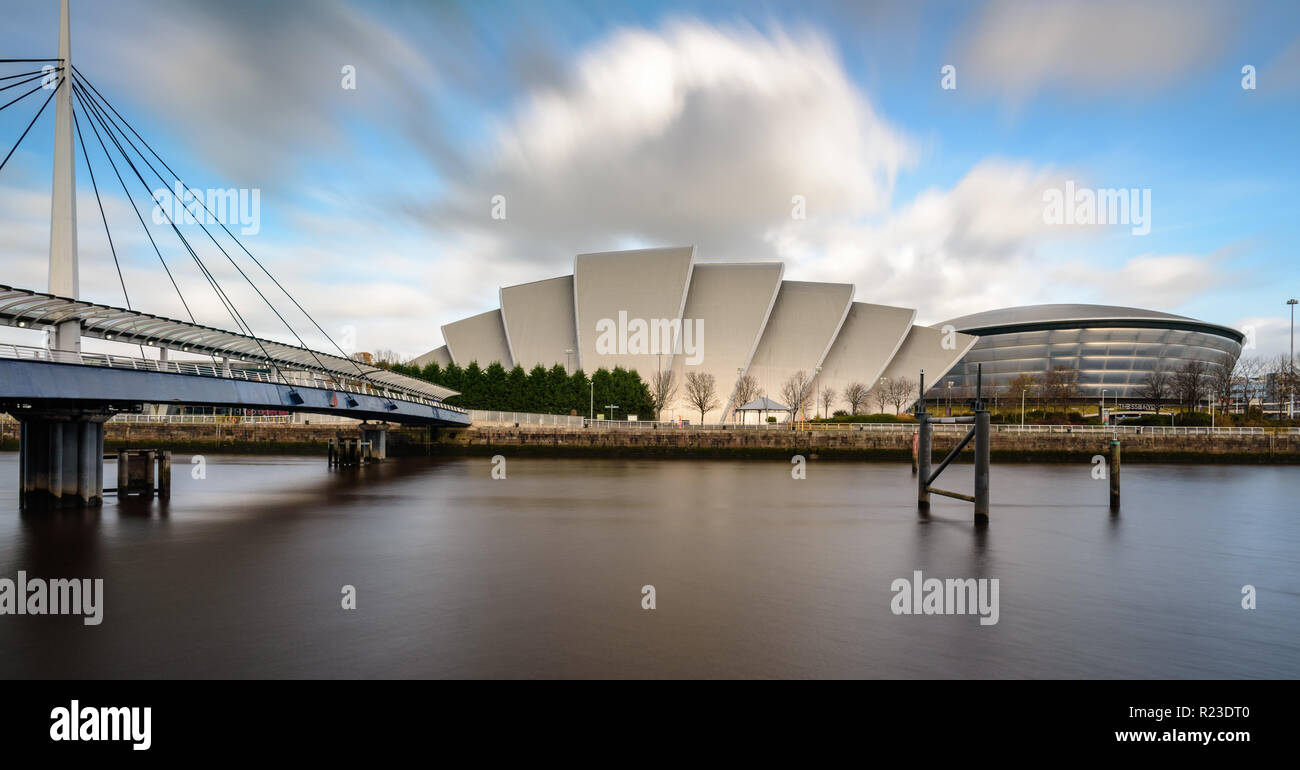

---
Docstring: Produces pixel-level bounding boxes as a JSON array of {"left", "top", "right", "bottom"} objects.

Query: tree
[
  {"left": 649, "top": 368, "right": 678, "bottom": 420},
  {"left": 887, "top": 377, "right": 916, "bottom": 415},
  {"left": 1006, "top": 373, "right": 1037, "bottom": 410},
  {"left": 872, "top": 383, "right": 889, "bottom": 414},
  {"left": 844, "top": 381, "right": 869, "bottom": 415},
  {"left": 1172, "top": 360, "right": 1207, "bottom": 411},
  {"left": 731, "top": 374, "right": 759, "bottom": 415},
  {"left": 1140, "top": 368, "right": 1169, "bottom": 413},
  {"left": 684, "top": 371, "right": 719, "bottom": 424},
  {"left": 1042, "top": 366, "right": 1079, "bottom": 411},
  {"left": 780, "top": 370, "right": 813, "bottom": 421},
  {"left": 1207, "top": 360, "right": 1238, "bottom": 414},
  {"left": 819, "top": 386, "right": 837, "bottom": 419}
]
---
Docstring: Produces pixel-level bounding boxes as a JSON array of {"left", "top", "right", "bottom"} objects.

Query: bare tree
[
  {"left": 819, "top": 386, "right": 837, "bottom": 418},
  {"left": 1172, "top": 360, "right": 1207, "bottom": 411},
  {"left": 731, "top": 374, "right": 759, "bottom": 412},
  {"left": 872, "top": 384, "right": 889, "bottom": 414},
  {"left": 684, "top": 371, "right": 720, "bottom": 424},
  {"left": 371, "top": 349, "right": 404, "bottom": 366},
  {"left": 1206, "top": 360, "right": 1238, "bottom": 413},
  {"left": 1042, "top": 366, "right": 1079, "bottom": 411},
  {"left": 1140, "top": 368, "right": 1169, "bottom": 413},
  {"left": 1236, "top": 355, "right": 1266, "bottom": 411},
  {"left": 649, "top": 369, "right": 678, "bottom": 420},
  {"left": 844, "top": 381, "right": 869, "bottom": 415},
  {"left": 780, "top": 370, "right": 813, "bottom": 421},
  {"left": 887, "top": 377, "right": 916, "bottom": 415}
]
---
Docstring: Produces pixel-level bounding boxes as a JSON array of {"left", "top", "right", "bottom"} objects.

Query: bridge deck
[{"left": 0, "top": 345, "right": 469, "bottom": 426}]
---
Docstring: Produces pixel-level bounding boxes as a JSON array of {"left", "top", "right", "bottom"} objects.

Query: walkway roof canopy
[
  {"left": 0, "top": 284, "right": 457, "bottom": 401},
  {"left": 736, "top": 396, "right": 788, "bottom": 412}
]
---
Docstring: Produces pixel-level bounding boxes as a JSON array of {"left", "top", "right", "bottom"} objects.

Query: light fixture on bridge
[
  {"left": 384, "top": 402, "right": 398, "bottom": 411},
  {"left": 105, "top": 333, "right": 112, "bottom": 339},
  {"left": 17, "top": 321, "right": 26, "bottom": 327},
  {"left": 345, "top": 396, "right": 359, "bottom": 408},
  {"left": 287, "top": 390, "right": 304, "bottom": 405}
]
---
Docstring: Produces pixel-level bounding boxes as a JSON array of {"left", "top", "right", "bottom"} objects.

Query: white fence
[{"left": 468, "top": 410, "right": 586, "bottom": 427}]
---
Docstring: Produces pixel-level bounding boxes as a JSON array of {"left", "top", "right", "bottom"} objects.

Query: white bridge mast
[{"left": 48, "top": 0, "right": 80, "bottom": 353}]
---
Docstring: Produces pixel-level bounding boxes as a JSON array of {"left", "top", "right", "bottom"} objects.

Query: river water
[{"left": 0, "top": 453, "right": 1296, "bottom": 679}]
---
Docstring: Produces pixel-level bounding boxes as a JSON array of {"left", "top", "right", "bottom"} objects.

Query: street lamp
[
  {"left": 1021, "top": 387, "right": 1031, "bottom": 428},
  {"left": 946, "top": 380, "right": 953, "bottom": 416},
  {"left": 1100, "top": 389, "right": 1108, "bottom": 424},
  {"left": 815, "top": 365, "right": 822, "bottom": 419},
  {"left": 589, "top": 380, "right": 594, "bottom": 420},
  {"left": 606, "top": 404, "right": 619, "bottom": 422},
  {"left": 1289, "top": 299, "right": 1297, "bottom": 418},
  {"left": 734, "top": 367, "right": 744, "bottom": 424}
]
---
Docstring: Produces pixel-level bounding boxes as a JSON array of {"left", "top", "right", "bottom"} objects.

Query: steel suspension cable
[
  {"left": 72, "top": 66, "right": 379, "bottom": 386},
  {"left": 72, "top": 74, "right": 337, "bottom": 379},
  {"left": 70, "top": 101, "right": 147, "bottom": 358},
  {"left": 0, "top": 74, "right": 61, "bottom": 173},
  {"left": 72, "top": 81, "right": 289, "bottom": 382}
]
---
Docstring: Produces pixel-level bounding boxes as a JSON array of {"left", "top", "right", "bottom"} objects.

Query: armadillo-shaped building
[{"left": 416, "top": 247, "right": 978, "bottom": 423}]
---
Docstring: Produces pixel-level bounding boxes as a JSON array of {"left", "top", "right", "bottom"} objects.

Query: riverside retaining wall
[{"left": 1, "top": 421, "right": 1296, "bottom": 462}]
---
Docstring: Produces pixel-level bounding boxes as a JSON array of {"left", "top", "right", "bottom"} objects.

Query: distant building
[
  {"left": 421, "top": 251, "right": 1245, "bottom": 419},
  {"left": 420, "top": 247, "right": 976, "bottom": 422},
  {"left": 941, "top": 304, "right": 1244, "bottom": 401}
]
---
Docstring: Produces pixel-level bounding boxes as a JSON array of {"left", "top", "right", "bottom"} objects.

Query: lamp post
[
  {"left": 815, "top": 365, "right": 822, "bottom": 419},
  {"left": 734, "top": 367, "right": 743, "bottom": 424},
  {"left": 606, "top": 404, "right": 619, "bottom": 422},
  {"left": 945, "top": 380, "right": 953, "bottom": 417},
  {"left": 589, "top": 380, "right": 593, "bottom": 420},
  {"left": 1021, "top": 387, "right": 1029, "bottom": 428},
  {"left": 1100, "top": 389, "right": 1108, "bottom": 424},
  {"left": 1289, "top": 298, "right": 1297, "bottom": 418},
  {"left": 878, "top": 376, "right": 889, "bottom": 415}
]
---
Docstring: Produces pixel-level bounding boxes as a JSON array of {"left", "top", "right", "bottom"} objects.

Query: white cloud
[
  {"left": 955, "top": 0, "right": 1233, "bottom": 102},
  {"left": 430, "top": 20, "right": 916, "bottom": 270}
]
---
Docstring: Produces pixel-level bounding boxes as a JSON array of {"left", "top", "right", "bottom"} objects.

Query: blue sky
[{"left": 0, "top": 0, "right": 1297, "bottom": 359}]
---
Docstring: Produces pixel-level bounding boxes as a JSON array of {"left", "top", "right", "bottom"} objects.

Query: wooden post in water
[
  {"left": 917, "top": 413, "right": 931, "bottom": 510},
  {"left": 1109, "top": 439, "right": 1121, "bottom": 512},
  {"left": 974, "top": 409, "right": 990, "bottom": 525},
  {"left": 911, "top": 430, "right": 918, "bottom": 474},
  {"left": 158, "top": 450, "right": 171, "bottom": 499},
  {"left": 144, "top": 450, "right": 156, "bottom": 499}
]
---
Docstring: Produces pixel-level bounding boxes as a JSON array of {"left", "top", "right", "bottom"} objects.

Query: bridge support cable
[
  {"left": 0, "top": 68, "right": 56, "bottom": 83},
  {"left": 0, "top": 68, "right": 60, "bottom": 95},
  {"left": 0, "top": 75, "right": 62, "bottom": 174},
  {"left": 66, "top": 83, "right": 206, "bottom": 338},
  {"left": 71, "top": 82, "right": 247, "bottom": 336},
  {"left": 70, "top": 73, "right": 338, "bottom": 382},
  {"left": 71, "top": 82, "right": 290, "bottom": 381},
  {"left": 70, "top": 103, "right": 147, "bottom": 358},
  {"left": 71, "top": 66, "right": 380, "bottom": 390}
]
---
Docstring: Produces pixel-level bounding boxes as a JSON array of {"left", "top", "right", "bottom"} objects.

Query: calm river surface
[{"left": 0, "top": 453, "right": 1297, "bottom": 678}]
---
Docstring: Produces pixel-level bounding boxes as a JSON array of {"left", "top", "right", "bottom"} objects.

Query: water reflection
[{"left": 0, "top": 453, "right": 1296, "bottom": 679}]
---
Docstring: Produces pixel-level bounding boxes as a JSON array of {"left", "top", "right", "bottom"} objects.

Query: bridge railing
[{"left": 0, "top": 343, "right": 466, "bottom": 415}]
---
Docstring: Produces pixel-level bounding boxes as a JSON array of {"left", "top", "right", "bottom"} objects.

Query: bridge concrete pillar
[
  {"left": 14, "top": 408, "right": 111, "bottom": 510},
  {"left": 361, "top": 424, "right": 388, "bottom": 461}
]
